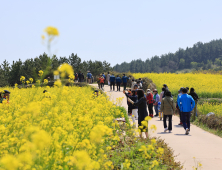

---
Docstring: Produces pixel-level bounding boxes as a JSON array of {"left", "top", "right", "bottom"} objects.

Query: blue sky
[{"left": 1, "top": 0, "right": 222, "bottom": 66}]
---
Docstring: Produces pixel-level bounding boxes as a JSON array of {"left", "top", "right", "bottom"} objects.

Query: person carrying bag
[{"left": 161, "top": 91, "right": 175, "bottom": 133}]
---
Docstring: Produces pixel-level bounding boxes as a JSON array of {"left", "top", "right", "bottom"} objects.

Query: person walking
[
  {"left": 87, "top": 71, "right": 92, "bottom": 84},
  {"left": 162, "top": 84, "right": 169, "bottom": 98},
  {"left": 107, "top": 72, "right": 111, "bottom": 86},
  {"left": 161, "top": 91, "right": 175, "bottom": 133},
  {"left": 97, "top": 75, "right": 101, "bottom": 89},
  {"left": 127, "top": 90, "right": 149, "bottom": 138},
  {"left": 146, "top": 89, "right": 154, "bottom": 117},
  {"left": 159, "top": 88, "right": 165, "bottom": 102},
  {"left": 131, "top": 79, "right": 137, "bottom": 90},
  {"left": 153, "top": 89, "right": 160, "bottom": 117},
  {"left": 177, "top": 87, "right": 184, "bottom": 126},
  {"left": 177, "top": 88, "right": 195, "bottom": 135},
  {"left": 102, "top": 73, "right": 106, "bottom": 88},
  {"left": 123, "top": 90, "right": 138, "bottom": 127},
  {"left": 116, "top": 75, "right": 122, "bottom": 91},
  {"left": 78, "top": 71, "right": 82, "bottom": 82},
  {"left": 189, "top": 88, "right": 199, "bottom": 121},
  {"left": 99, "top": 75, "right": 105, "bottom": 90},
  {"left": 122, "top": 74, "right": 129, "bottom": 90},
  {"left": 82, "top": 73, "right": 84, "bottom": 82},
  {"left": 110, "top": 74, "right": 115, "bottom": 91},
  {"left": 75, "top": 73, "right": 78, "bottom": 82}
]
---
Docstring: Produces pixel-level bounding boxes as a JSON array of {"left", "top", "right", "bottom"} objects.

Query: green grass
[{"left": 193, "top": 119, "right": 222, "bottom": 138}]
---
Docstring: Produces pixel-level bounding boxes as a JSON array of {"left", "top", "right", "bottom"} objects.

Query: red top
[
  {"left": 146, "top": 93, "right": 153, "bottom": 104},
  {"left": 99, "top": 77, "right": 104, "bottom": 83}
]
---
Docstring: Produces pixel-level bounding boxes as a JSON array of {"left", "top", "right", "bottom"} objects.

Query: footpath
[{"left": 91, "top": 84, "right": 222, "bottom": 170}]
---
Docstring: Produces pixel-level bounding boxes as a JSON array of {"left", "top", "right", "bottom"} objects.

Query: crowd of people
[{"left": 124, "top": 82, "right": 198, "bottom": 135}]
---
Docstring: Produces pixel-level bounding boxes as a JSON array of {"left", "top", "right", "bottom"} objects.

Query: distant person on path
[
  {"left": 162, "top": 84, "right": 169, "bottom": 98},
  {"left": 102, "top": 73, "right": 106, "bottom": 87},
  {"left": 110, "top": 74, "right": 115, "bottom": 91},
  {"left": 153, "top": 89, "right": 160, "bottom": 117},
  {"left": 116, "top": 75, "right": 122, "bottom": 91},
  {"left": 146, "top": 89, "right": 154, "bottom": 117},
  {"left": 128, "top": 90, "right": 149, "bottom": 138},
  {"left": 177, "top": 87, "right": 184, "bottom": 126},
  {"left": 123, "top": 90, "right": 138, "bottom": 127},
  {"left": 97, "top": 74, "right": 101, "bottom": 89},
  {"left": 87, "top": 71, "right": 92, "bottom": 84},
  {"left": 177, "top": 88, "right": 195, "bottom": 135},
  {"left": 159, "top": 88, "right": 165, "bottom": 102},
  {"left": 75, "top": 73, "right": 78, "bottom": 82},
  {"left": 131, "top": 79, "right": 136, "bottom": 90},
  {"left": 161, "top": 91, "right": 176, "bottom": 133},
  {"left": 189, "top": 88, "right": 199, "bottom": 120},
  {"left": 107, "top": 72, "right": 111, "bottom": 86},
  {"left": 78, "top": 71, "right": 83, "bottom": 82},
  {"left": 122, "top": 74, "right": 129, "bottom": 90},
  {"left": 99, "top": 75, "right": 105, "bottom": 90},
  {"left": 82, "top": 73, "right": 84, "bottom": 82},
  {"left": 137, "top": 81, "right": 142, "bottom": 89}
]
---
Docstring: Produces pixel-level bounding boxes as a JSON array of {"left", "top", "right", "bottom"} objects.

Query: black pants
[
  {"left": 101, "top": 83, "right": 105, "bottom": 88},
  {"left": 110, "top": 82, "right": 115, "bottom": 90},
  {"left": 116, "top": 82, "right": 121, "bottom": 91},
  {"left": 99, "top": 84, "right": 102, "bottom": 89},
  {"left": 148, "top": 103, "right": 153, "bottom": 116},
  {"left": 179, "top": 110, "right": 182, "bottom": 123},
  {"left": 181, "top": 112, "right": 191, "bottom": 130},
  {"left": 163, "top": 115, "right": 172, "bottom": 130},
  {"left": 123, "top": 83, "right": 127, "bottom": 90}
]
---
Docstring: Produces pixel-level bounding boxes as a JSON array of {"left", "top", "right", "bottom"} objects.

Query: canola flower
[
  {"left": 0, "top": 86, "right": 123, "bottom": 169},
  {"left": 38, "top": 70, "right": 44, "bottom": 77},
  {"left": 133, "top": 73, "right": 222, "bottom": 98},
  {"left": 44, "top": 26, "right": 59, "bottom": 36},
  {"left": 198, "top": 102, "right": 222, "bottom": 116}
]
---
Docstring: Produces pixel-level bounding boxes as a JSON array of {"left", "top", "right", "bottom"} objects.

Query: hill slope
[{"left": 114, "top": 39, "right": 222, "bottom": 73}]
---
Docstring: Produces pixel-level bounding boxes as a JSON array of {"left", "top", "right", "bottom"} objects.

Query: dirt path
[{"left": 91, "top": 84, "right": 222, "bottom": 170}]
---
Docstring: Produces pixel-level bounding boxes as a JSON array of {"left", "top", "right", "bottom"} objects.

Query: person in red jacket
[
  {"left": 146, "top": 89, "right": 154, "bottom": 117},
  {"left": 99, "top": 75, "right": 105, "bottom": 90}
]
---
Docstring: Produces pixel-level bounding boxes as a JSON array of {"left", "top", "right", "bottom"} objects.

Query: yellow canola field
[
  {"left": 0, "top": 86, "right": 124, "bottom": 170},
  {"left": 198, "top": 103, "right": 222, "bottom": 116},
  {"left": 133, "top": 73, "right": 222, "bottom": 98}
]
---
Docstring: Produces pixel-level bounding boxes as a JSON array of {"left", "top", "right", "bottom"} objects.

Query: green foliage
[
  {"left": 114, "top": 106, "right": 130, "bottom": 125},
  {"left": 0, "top": 53, "right": 113, "bottom": 87},
  {"left": 107, "top": 124, "right": 182, "bottom": 170},
  {"left": 196, "top": 114, "right": 222, "bottom": 131},
  {"left": 114, "top": 39, "right": 222, "bottom": 73}
]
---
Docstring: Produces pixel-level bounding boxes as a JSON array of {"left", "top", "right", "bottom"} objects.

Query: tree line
[
  {"left": 113, "top": 39, "right": 222, "bottom": 73},
  {"left": 0, "top": 53, "right": 112, "bottom": 87}
]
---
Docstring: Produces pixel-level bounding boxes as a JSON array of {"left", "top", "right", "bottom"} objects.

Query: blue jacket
[
  {"left": 110, "top": 75, "right": 115, "bottom": 82},
  {"left": 116, "top": 77, "right": 122, "bottom": 83},
  {"left": 87, "top": 73, "right": 92, "bottom": 78},
  {"left": 177, "top": 94, "right": 195, "bottom": 112},
  {"left": 122, "top": 76, "right": 129, "bottom": 83},
  {"left": 102, "top": 74, "right": 106, "bottom": 80}
]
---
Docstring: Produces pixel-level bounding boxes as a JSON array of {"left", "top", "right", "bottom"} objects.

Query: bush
[{"left": 197, "top": 114, "right": 222, "bottom": 131}]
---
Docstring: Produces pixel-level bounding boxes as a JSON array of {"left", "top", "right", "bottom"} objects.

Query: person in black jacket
[
  {"left": 189, "top": 88, "right": 199, "bottom": 121},
  {"left": 128, "top": 90, "right": 148, "bottom": 138},
  {"left": 123, "top": 90, "right": 138, "bottom": 127},
  {"left": 78, "top": 71, "right": 82, "bottom": 82},
  {"left": 162, "top": 84, "right": 170, "bottom": 98}
]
